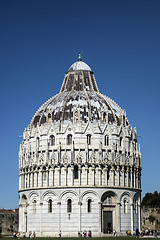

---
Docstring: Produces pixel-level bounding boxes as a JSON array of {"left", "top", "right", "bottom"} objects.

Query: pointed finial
[{"left": 78, "top": 52, "right": 82, "bottom": 61}]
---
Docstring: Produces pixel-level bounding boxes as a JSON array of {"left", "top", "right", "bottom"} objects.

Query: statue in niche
[
  {"left": 76, "top": 152, "right": 83, "bottom": 164},
  {"left": 115, "top": 152, "right": 121, "bottom": 165},
  {"left": 62, "top": 152, "right": 69, "bottom": 165},
  {"left": 126, "top": 156, "right": 130, "bottom": 166},
  {"left": 50, "top": 152, "right": 56, "bottom": 165},
  {"left": 103, "top": 152, "right": 110, "bottom": 165},
  {"left": 39, "top": 153, "right": 44, "bottom": 165},
  {"left": 89, "top": 152, "right": 96, "bottom": 163}
]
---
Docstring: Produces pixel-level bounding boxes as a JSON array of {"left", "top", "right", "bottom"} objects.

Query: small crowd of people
[
  {"left": 126, "top": 229, "right": 160, "bottom": 238},
  {"left": 13, "top": 232, "right": 36, "bottom": 238},
  {"left": 77, "top": 230, "right": 92, "bottom": 237}
]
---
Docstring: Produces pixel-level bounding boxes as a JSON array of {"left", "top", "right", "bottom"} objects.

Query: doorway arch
[{"left": 101, "top": 191, "right": 118, "bottom": 234}]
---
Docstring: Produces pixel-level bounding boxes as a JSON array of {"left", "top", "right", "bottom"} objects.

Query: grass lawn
[{"left": 1, "top": 237, "right": 158, "bottom": 240}]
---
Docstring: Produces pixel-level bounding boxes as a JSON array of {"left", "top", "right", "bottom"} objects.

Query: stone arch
[
  {"left": 120, "top": 191, "right": 132, "bottom": 203},
  {"left": 101, "top": 190, "right": 118, "bottom": 204},
  {"left": 101, "top": 190, "right": 118, "bottom": 234},
  {"left": 59, "top": 190, "right": 78, "bottom": 201},
  {"left": 29, "top": 191, "right": 39, "bottom": 200},
  {"left": 41, "top": 190, "right": 58, "bottom": 201},
  {"left": 81, "top": 190, "right": 100, "bottom": 202},
  {"left": 20, "top": 194, "right": 27, "bottom": 204},
  {"left": 133, "top": 192, "right": 140, "bottom": 203}
]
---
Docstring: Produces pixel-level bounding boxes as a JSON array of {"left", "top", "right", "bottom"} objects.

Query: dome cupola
[
  {"left": 31, "top": 55, "right": 129, "bottom": 128},
  {"left": 68, "top": 53, "right": 91, "bottom": 72}
]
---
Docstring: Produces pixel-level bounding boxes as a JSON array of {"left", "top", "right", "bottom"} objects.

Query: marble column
[
  {"left": 58, "top": 168, "right": 61, "bottom": 186},
  {"left": 31, "top": 172, "right": 34, "bottom": 187},
  {"left": 138, "top": 204, "right": 141, "bottom": 231},
  {"left": 71, "top": 167, "right": 74, "bottom": 186},
  {"left": 52, "top": 169, "right": 55, "bottom": 186},
  {"left": 131, "top": 203, "right": 134, "bottom": 233},
  {"left": 41, "top": 171, "right": 43, "bottom": 187},
  {"left": 46, "top": 170, "right": 49, "bottom": 187},
  {"left": 40, "top": 202, "right": 43, "bottom": 236},
  {"left": 64, "top": 167, "right": 67, "bottom": 186},
  {"left": 85, "top": 166, "right": 88, "bottom": 185},
  {"left": 104, "top": 167, "right": 108, "bottom": 186},
  {"left": 28, "top": 173, "right": 30, "bottom": 188},
  {"left": 121, "top": 165, "right": 125, "bottom": 187},
  {"left": 36, "top": 171, "right": 38, "bottom": 187},
  {"left": 79, "top": 166, "right": 81, "bottom": 185},
  {"left": 98, "top": 202, "right": 102, "bottom": 234},
  {"left": 133, "top": 168, "right": 136, "bottom": 188},
  {"left": 78, "top": 201, "right": 82, "bottom": 232},
  {"left": 98, "top": 168, "right": 102, "bottom": 185},
  {"left": 130, "top": 167, "right": 133, "bottom": 188},
  {"left": 117, "top": 166, "right": 120, "bottom": 186},
  {"left": 57, "top": 202, "right": 61, "bottom": 234},
  {"left": 111, "top": 165, "right": 115, "bottom": 186},
  {"left": 117, "top": 202, "right": 121, "bottom": 233},
  {"left": 91, "top": 167, "right": 95, "bottom": 185},
  {"left": 126, "top": 166, "right": 129, "bottom": 187}
]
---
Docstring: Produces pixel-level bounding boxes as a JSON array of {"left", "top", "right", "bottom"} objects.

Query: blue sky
[{"left": 0, "top": 0, "right": 160, "bottom": 209}]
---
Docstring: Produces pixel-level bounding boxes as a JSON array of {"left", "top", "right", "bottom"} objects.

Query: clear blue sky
[{"left": 0, "top": 0, "right": 160, "bottom": 209}]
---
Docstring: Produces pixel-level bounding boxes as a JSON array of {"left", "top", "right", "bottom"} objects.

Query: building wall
[
  {"left": 141, "top": 206, "right": 160, "bottom": 230},
  {"left": 0, "top": 209, "right": 19, "bottom": 234},
  {"left": 19, "top": 188, "right": 141, "bottom": 236}
]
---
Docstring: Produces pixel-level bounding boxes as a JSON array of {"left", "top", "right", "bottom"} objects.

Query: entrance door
[{"left": 103, "top": 211, "right": 113, "bottom": 234}]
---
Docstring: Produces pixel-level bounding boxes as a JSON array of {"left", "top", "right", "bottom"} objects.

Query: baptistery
[{"left": 19, "top": 55, "right": 142, "bottom": 236}]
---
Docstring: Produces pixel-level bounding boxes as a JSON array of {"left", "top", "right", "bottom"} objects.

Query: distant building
[
  {"left": 19, "top": 55, "right": 142, "bottom": 236},
  {"left": 142, "top": 206, "right": 160, "bottom": 230},
  {"left": 0, "top": 209, "right": 19, "bottom": 234}
]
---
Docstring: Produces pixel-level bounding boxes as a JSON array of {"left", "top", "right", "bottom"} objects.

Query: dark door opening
[{"left": 103, "top": 211, "right": 113, "bottom": 234}]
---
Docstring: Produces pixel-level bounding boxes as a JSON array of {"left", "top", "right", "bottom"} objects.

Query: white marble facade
[{"left": 19, "top": 56, "right": 142, "bottom": 236}]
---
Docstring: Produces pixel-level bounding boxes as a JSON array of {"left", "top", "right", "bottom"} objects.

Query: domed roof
[
  {"left": 68, "top": 53, "right": 91, "bottom": 72},
  {"left": 31, "top": 57, "right": 129, "bottom": 127},
  {"left": 68, "top": 61, "right": 91, "bottom": 72}
]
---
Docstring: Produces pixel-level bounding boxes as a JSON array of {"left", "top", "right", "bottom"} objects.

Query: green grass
[{"left": 1, "top": 237, "right": 158, "bottom": 240}]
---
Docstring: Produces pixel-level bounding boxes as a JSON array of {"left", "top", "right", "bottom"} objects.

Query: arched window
[
  {"left": 48, "top": 199, "right": 52, "bottom": 213},
  {"left": 124, "top": 199, "right": 127, "bottom": 213},
  {"left": 33, "top": 200, "right": 36, "bottom": 214},
  {"left": 104, "top": 135, "right": 109, "bottom": 146},
  {"left": 88, "top": 199, "right": 91, "bottom": 213},
  {"left": 74, "top": 165, "right": 78, "bottom": 179},
  {"left": 67, "top": 134, "right": 72, "bottom": 145},
  {"left": 48, "top": 113, "right": 51, "bottom": 119},
  {"left": 50, "top": 135, "right": 55, "bottom": 146},
  {"left": 103, "top": 112, "right": 107, "bottom": 122},
  {"left": 87, "top": 134, "right": 91, "bottom": 145},
  {"left": 22, "top": 194, "right": 27, "bottom": 201},
  {"left": 67, "top": 199, "right": 72, "bottom": 213}
]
